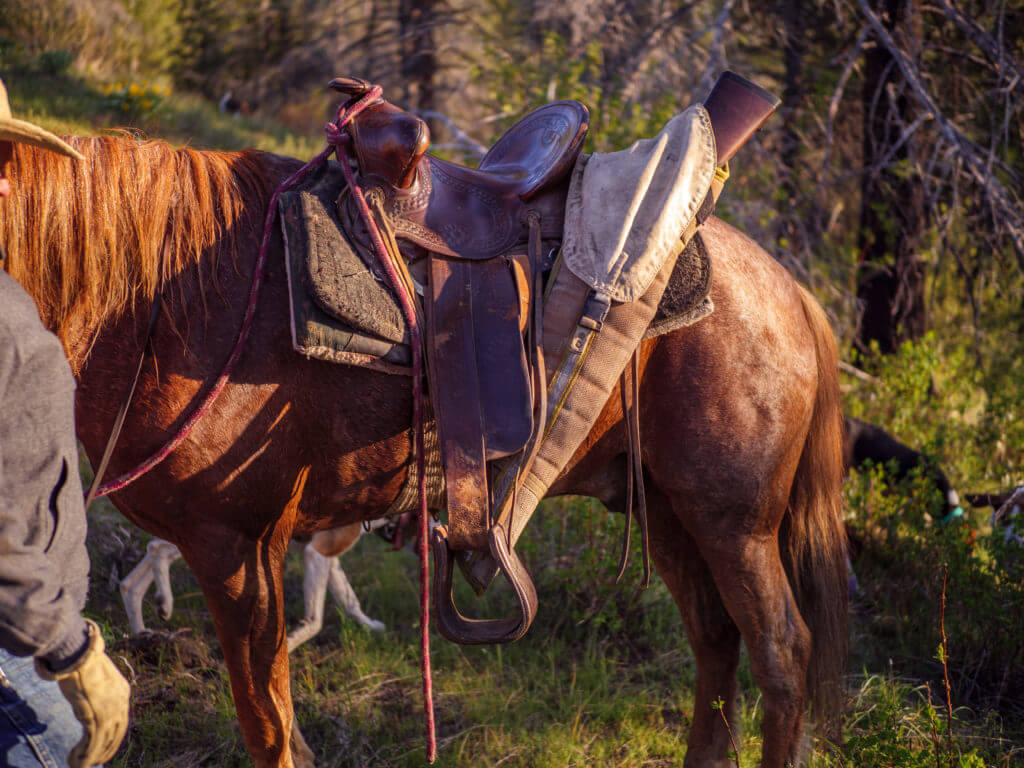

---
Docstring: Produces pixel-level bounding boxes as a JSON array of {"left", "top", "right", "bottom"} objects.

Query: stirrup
[{"left": 431, "top": 523, "right": 538, "bottom": 645}]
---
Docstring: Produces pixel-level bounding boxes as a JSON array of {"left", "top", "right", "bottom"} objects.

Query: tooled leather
[
  {"left": 365, "top": 157, "right": 521, "bottom": 260},
  {"left": 341, "top": 99, "right": 588, "bottom": 260},
  {"left": 480, "top": 110, "right": 583, "bottom": 198}
]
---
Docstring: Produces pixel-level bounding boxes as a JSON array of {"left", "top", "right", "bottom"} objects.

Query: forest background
[{"left": 1, "top": 0, "right": 1023, "bottom": 765}]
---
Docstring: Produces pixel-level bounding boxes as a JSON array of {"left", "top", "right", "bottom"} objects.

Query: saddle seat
[{"left": 330, "top": 76, "right": 589, "bottom": 260}]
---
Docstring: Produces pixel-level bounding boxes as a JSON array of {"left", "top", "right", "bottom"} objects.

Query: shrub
[
  {"left": 32, "top": 49, "right": 74, "bottom": 76},
  {"left": 843, "top": 334, "right": 1024, "bottom": 711},
  {"left": 100, "top": 80, "right": 168, "bottom": 122}
]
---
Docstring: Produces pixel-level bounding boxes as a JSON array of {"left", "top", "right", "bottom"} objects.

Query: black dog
[{"left": 843, "top": 417, "right": 962, "bottom": 524}]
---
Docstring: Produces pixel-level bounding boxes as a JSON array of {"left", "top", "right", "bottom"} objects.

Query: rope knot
[{"left": 325, "top": 121, "right": 351, "bottom": 147}]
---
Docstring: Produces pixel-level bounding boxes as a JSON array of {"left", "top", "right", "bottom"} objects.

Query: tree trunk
[
  {"left": 855, "top": 0, "right": 927, "bottom": 355},
  {"left": 777, "top": 0, "right": 810, "bottom": 257},
  {"left": 398, "top": 0, "right": 438, "bottom": 113}
]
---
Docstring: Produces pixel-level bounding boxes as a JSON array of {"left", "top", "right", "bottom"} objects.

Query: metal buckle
[{"left": 578, "top": 290, "right": 611, "bottom": 332}]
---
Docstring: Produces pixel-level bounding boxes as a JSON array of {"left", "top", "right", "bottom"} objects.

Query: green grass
[{"left": 80, "top": 494, "right": 1024, "bottom": 768}]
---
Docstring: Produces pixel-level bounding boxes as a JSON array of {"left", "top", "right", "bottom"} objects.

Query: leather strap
[
  {"left": 615, "top": 348, "right": 650, "bottom": 587},
  {"left": 427, "top": 255, "right": 490, "bottom": 551},
  {"left": 83, "top": 290, "right": 162, "bottom": 510}
]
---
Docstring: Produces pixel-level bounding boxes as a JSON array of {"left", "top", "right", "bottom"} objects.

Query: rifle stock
[{"left": 703, "top": 71, "right": 781, "bottom": 165}]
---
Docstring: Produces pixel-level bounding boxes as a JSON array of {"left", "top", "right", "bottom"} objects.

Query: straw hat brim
[{"left": 0, "top": 117, "right": 85, "bottom": 161}]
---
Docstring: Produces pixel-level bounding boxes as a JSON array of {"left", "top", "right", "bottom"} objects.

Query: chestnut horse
[{"left": 1, "top": 135, "right": 847, "bottom": 767}]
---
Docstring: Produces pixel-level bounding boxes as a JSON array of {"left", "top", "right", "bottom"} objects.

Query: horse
[
  {"left": 0, "top": 134, "right": 848, "bottom": 768},
  {"left": 842, "top": 416, "right": 961, "bottom": 521}
]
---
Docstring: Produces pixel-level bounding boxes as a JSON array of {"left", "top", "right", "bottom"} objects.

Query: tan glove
[{"left": 35, "top": 620, "right": 131, "bottom": 768}]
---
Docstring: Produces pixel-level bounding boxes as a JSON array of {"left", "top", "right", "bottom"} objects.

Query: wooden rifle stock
[{"left": 702, "top": 71, "right": 780, "bottom": 165}]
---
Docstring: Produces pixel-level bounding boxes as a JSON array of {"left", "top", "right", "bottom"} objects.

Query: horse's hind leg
[
  {"left": 180, "top": 524, "right": 314, "bottom": 768},
  {"left": 647, "top": 486, "right": 742, "bottom": 768},
  {"left": 690, "top": 502, "right": 811, "bottom": 767}
]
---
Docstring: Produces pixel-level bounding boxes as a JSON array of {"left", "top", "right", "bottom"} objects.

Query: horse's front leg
[{"left": 180, "top": 525, "right": 315, "bottom": 768}]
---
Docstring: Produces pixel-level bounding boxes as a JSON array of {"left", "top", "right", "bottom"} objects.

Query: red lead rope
[{"left": 327, "top": 91, "right": 437, "bottom": 763}]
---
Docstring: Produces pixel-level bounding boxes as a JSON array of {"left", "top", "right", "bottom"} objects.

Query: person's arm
[
  {"left": 0, "top": 328, "right": 91, "bottom": 668},
  {"left": 0, "top": 475, "right": 91, "bottom": 667},
  {"left": 0, "top": 287, "right": 130, "bottom": 767}
]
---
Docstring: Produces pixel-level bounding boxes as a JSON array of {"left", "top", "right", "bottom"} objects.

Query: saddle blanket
[
  {"left": 279, "top": 160, "right": 411, "bottom": 375},
  {"left": 280, "top": 156, "right": 715, "bottom": 375}
]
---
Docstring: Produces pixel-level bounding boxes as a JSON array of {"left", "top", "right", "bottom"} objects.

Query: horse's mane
[{"left": 0, "top": 134, "right": 272, "bottom": 355}]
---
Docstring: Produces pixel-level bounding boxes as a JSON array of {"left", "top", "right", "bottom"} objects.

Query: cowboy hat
[{"left": 0, "top": 78, "right": 84, "bottom": 160}]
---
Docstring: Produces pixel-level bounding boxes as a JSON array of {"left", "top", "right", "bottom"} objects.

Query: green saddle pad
[{"left": 279, "top": 160, "right": 410, "bottom": 373}]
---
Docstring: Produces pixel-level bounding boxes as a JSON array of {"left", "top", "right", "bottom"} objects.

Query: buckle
[{"left": 579, "top": 290, "right": 611, "bottom": 332}]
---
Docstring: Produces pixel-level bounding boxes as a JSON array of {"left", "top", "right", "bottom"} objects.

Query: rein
[
  {"left": 85, "top": 88, "right": 438, "bottom": 762},
  {"left": 87, "top": 143, "right": 333, "bottom": 499},
  {"left": 327, "top": 90, "right": 437, "bottom": 763}
]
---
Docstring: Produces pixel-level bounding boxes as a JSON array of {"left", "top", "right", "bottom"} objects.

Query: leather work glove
[{"left": 35, "top": 620, "right": 131, "bottom": 768}]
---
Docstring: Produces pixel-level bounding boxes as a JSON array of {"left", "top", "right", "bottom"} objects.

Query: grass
[
  {"left": 0, "top": 66, "right": 321, "bottom": 156},
  {"left": 81, "top": 493, "right": 1024, "bottom": 768}
]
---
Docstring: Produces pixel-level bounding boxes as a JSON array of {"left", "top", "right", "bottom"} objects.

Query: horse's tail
[{"left": 782, "top": 285, "right": 848, "bottom": 732}]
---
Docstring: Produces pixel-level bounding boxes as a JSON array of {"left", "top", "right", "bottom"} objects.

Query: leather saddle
[
  {"left": 324, "top": 73, "right": 776, "bottom": 648},
  {"left": 330, "top": 77, "right": 588, "bottom": 643},
  {"left": 330, "top": 76, "right": 588, "bottom": 259}
]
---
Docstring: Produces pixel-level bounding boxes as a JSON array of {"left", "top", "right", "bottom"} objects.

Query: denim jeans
[{"left": 0, "top": 649, "right": 82, "bottom": 768}]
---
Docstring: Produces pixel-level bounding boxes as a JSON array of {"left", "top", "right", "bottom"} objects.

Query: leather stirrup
[{"left": 431, "top": 523, "right": 538, "bottom": 645}]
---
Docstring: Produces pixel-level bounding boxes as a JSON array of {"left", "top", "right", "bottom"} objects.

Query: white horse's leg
[
  {"left": 150, "top": 540, "right": 181, "bottom": 620},
  {"left": 286, "top": 542, "right": 333, "bottom": 652},
  {"left": 327, "top": 558, "right": 385, "bottom": 632},
  {"left": 119, "top": 538, "right": 182, "bottom": 634}
]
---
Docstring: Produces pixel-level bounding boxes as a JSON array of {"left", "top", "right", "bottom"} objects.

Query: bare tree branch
[
  {"left": 930, "top": 0, "right": 1024, "bottom": 92},
  {"left": 855, "top": 0, "right": 1024, "bottom": 264}
]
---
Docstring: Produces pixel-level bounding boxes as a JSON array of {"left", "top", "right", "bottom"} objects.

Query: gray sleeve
[
  {"left": 0, "top": 280, "right": 91, "bottom": 668},
  {"left": 0, "top": 455, "right": 89, "bottom": 666}
]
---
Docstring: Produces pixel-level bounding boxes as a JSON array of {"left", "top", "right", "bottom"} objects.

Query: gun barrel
[{"left": 702, "top": 71, "right": 781, "bottom": 165}]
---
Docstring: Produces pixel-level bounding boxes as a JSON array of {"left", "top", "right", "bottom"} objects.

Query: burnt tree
[
  {"left": 855, "top": 0, "right": 927, "bottom": 355},
  {"left": 398, "top": 0, "right": 438, "bottom": 113}
]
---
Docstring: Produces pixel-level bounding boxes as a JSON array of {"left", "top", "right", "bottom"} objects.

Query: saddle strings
[
  {"left": 327, "top": 89, "right": 438, "bottom": 764},
  {"left": 615, "top": 348, "right": 651, "bottom": 588}
]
